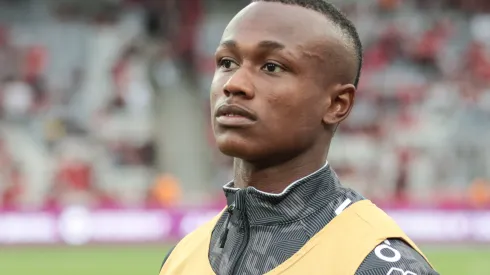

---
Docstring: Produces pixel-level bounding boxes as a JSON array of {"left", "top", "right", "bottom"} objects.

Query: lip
[{"left": 215, "top": 104, "right": 257, "bottom": 127}]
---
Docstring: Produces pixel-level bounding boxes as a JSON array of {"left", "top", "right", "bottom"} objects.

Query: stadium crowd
[{"left": 0, "top": 0, "right": 490, "bottom": 209}]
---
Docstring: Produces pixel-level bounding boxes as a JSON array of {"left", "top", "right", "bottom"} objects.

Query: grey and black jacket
[{"left": 162, "top": 163, "right": 439, "bottom": 275}]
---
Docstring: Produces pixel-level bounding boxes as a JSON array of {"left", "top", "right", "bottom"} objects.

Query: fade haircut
[{"left": 252, "top": 0, "right": 363, "bottom": 88}]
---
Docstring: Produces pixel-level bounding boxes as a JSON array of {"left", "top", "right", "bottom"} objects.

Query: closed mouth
[{"left": 215, "top": 104, "right": 257, "bottom": 121}]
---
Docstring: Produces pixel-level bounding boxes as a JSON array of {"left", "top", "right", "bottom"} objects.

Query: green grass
[
  {"left": 0, "top": 245, "right": 489, "bottom": 275},
  {"left": 0, "top": 245, "right": 169, "bottom": 275},
  {"left": 424, "top": 246, "right": 490, "bottom": 275}
]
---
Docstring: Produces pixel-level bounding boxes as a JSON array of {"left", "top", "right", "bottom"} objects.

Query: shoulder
[
  {"left": 174, "top": 209, "right": 226, "bottom": 250},
  {"left": 160, "top": 246, "right": 176, "bottom": 271},
  {"left": 160, "top": 210, "right": 225, "bottom": 270},
  {"left": 356, "top": 238, "right": 439, "bottom": 275}
]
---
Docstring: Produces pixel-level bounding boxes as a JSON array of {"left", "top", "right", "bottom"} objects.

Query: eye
[
  {"left": 218, "top": 58, "right": 239, "bottom": 70},
  {"left": 261, "top": 62, "right": 285, "bottom": 73}
]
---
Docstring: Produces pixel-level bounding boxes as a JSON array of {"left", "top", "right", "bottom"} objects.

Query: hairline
[{"left": 251, "top": 0, "right": 362, "bottom": 88}]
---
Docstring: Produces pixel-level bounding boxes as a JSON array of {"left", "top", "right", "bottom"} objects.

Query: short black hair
[{"left": 252, "top": 0, "right": 363, "bottom": 88}]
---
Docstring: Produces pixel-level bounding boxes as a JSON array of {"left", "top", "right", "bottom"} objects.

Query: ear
[{"left": 322, "top": 84, "right": 356, "bottom": 125}]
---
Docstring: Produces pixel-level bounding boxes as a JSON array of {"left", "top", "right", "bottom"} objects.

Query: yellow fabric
[{"left": 160, "top": 200, "right": 432, "bottom": 275}]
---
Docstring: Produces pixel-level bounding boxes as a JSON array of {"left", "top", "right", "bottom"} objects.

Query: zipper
[
  {"left": 230, "top": 212, "right": 250, "bottom": 275},
  {"left": 219, "top": 203, "right": 235, "bottom": 248}
]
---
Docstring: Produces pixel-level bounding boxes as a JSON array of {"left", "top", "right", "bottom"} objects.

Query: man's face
[{"left": 210, "top": 2, "right": 348, "bottom": 163}]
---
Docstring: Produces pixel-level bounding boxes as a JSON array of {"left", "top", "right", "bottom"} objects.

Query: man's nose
[{"left": 222, "top": 69, "right": 255, "bottom": 99}]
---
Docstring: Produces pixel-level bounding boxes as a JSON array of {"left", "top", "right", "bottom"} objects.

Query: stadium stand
[{"left": 0, "top": 0, "right": 489, "bottom": 209}]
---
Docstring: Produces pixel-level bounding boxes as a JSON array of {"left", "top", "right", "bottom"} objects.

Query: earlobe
[{"left": 322, "top": 84, "right": 356, "bottom": 125}]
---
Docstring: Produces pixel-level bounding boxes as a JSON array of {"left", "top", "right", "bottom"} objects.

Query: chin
[{"left": 215, "top": 133, "right": 264, "bottom": 161}]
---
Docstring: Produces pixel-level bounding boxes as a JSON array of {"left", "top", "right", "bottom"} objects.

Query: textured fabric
[
  {"left": 262, "top": 200, "right": 432, "bottom": 275},
  {"left": 161, "top": 164, "right": 439, "bottom": 275},
  {"left": 160, "top": 200, "right": 431, "bottom": 275},
  {"left": 358, "top": 239, "right": 438, "bottom": 275},
  {"left": 209, "top": 164, "right": 362, "bottom": 274}
]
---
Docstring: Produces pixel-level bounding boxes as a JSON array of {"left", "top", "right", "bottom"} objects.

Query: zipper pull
[{"left": 219, "top": 204, "right": 235, "bottom": 248}]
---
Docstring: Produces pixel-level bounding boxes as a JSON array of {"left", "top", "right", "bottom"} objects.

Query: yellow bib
[{"left": 160, "top": 200, "right": 432, "bottom": 275}]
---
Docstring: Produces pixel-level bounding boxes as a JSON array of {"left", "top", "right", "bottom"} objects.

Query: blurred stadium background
[{"left": 0, "top": 0, "right": 490, "bottom": 274}]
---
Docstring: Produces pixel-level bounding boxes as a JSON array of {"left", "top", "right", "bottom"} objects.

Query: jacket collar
[{"left": 222, "top": 162, "right": 342, "bottom": 226}]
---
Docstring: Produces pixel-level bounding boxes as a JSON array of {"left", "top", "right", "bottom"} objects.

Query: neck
[{"left": 233, "top": 144, "right": 330, "bottom": 194}]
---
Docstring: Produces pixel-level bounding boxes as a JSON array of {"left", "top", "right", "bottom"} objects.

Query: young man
[{"left": 160, "top": 0, "right": 439, "bottom": 274}]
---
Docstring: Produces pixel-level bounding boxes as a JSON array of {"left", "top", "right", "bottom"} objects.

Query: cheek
[
  {"left": 210, "top": 74, "right": 225, "bottom": 103},
  {"left": 210, "top": 89, "right": 218, "bottom": 107},
  {"left": 266, "top": 93, "right": 322, "bottom": 139}
]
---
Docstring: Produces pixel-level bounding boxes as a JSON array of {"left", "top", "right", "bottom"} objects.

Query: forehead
[{"left": 221, "top": 2, "right": 343, "bottom": 54}]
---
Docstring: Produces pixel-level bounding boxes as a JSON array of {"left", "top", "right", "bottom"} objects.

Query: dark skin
[{"left": 210, "top": 2, "right": 357, "bottom": 193}]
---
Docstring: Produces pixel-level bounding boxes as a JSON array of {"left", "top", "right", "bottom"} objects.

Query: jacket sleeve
[
  {"left": 355, "top": 238, "right": 439, "bottom": 275},
  {"left": 160, "top": 246, "right": 175, "bottom": 272}
]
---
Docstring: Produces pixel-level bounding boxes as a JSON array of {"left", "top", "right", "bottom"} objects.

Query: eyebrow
[
  {"left": 257, "top": 40, "right": 285, "bottom": 50},
  {"left": 219, "top": 40, "right": 286, "bottom": 51}
]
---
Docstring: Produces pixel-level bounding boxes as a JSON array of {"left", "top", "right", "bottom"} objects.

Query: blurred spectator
[
  {"left": 411, "top": 20, "right": 452, "bottom": 72},
  {"left": 0, "top": 76, "right": 34, "bottom": 121},
  {"left": 1, "top": 164, "right": 25, "bottom": 209},
  {"left": 468, "top": 178, "right": 490, "bottom": 207},
  {"left": 464, "top": 41, "right": 490, "bottom": 83},
  {"left": 148, "top": 173, "right": 182, "bottom": 207},
  {"left": 48, "top": 155, "right": 97, "bottom": 207},
  {"left": 0, "top": 26, "right": 21, "bottom": 83}
]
